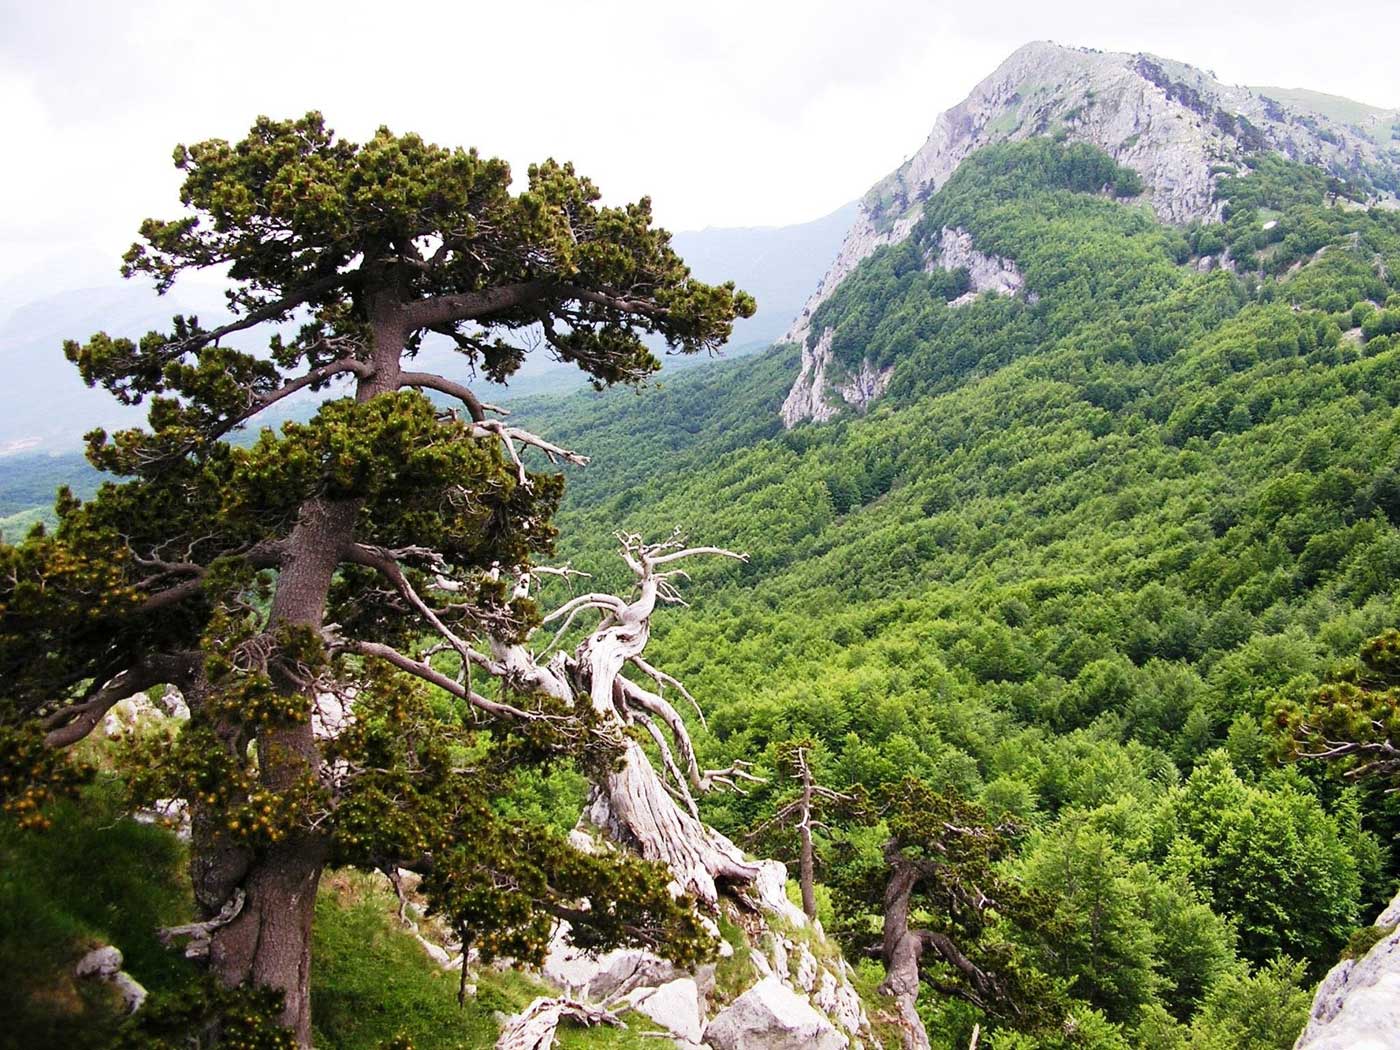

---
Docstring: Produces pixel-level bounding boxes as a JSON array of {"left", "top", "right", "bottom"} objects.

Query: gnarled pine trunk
[
  {"left": 205, "top": 304, "right": 403, "bottom": 1045},
  {"left": 208, "top": 834, "right": 328, "bottom": 1041},
  {"left": 584, "top": 740, "right": 758, "bottom": 904},
  {"left": 570, "top": 559, "right": 759, "bottom": 904},
  {"left": 879, "top": 865, "right": 932, "bottom": 1050}
]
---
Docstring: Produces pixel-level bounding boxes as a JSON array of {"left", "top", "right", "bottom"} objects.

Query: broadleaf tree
[{"left": 0, "top": 112, "right": 754, "bottom": 1044}]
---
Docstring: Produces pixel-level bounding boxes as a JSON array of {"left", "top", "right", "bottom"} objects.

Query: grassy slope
[
  {"left": 1, "top": 784, "right": 681, "bottom": 1050},
  {"left": 1251, "top": 86, "right": 1400, "bottom": 146}
]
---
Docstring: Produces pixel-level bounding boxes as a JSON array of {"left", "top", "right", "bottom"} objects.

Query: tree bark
[
  {"left": 879, "top": 864, "right": 932, "bottom": 1050},
  {"left": 207, "top": 834, "right": 328, "bottom": 1042},
  {"left": 798, "top": 758, "right": 817, "bottom": 920},
  {"left": 205, "top": 297, "right": 404, "bottom": 1045},
  {"left": 205, "top": 497, "right": 354, "bottom": 1042},
  {"left": 584, "top": 739, "right": 758, "bottom": 904},
  {"left": 568, "top": 554, "right": 760, "bottom": 903}
]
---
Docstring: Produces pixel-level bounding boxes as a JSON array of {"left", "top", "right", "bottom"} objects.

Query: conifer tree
[
  {"left": 832, "top": 779, "right": 1059, "bottom": 1050},
  {"left": 746, "top": 738, "right": 864, "bottom": 919},
  {"left": 1282, "top": 629, "right": 1400, "bottom": 782},
  {"left": 0, "top": 112, "right": 753, "bottom": 1044}
]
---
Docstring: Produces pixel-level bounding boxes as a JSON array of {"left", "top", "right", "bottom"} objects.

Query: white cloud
[{"left": 1, "top": 0, "right": 1396, "bottom": 303}]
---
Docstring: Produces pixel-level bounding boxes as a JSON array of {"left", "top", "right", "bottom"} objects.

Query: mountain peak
[{"left": 785, "top": 42, "right": 1400, "bottom": 348}]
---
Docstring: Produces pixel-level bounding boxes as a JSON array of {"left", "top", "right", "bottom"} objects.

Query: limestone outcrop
[
  {"left": 783, "top": 40, "right": 1400, "bottom": 352},
  {"left": 75, "top": 944, "right": 147, "bottom": 1014},
  {"left": 933, "top": 226, "right": 1025, "bottom": 303},
  {"left": 781, "top": 327, "right": 897, "bottom": 427},
  {"left": 510, "top": 855, "right": 875, "bottom": 1050},
  {"left": 705, "top": 975, "right": 849, "bottom": 1050},
  {"left": 781, "top": 221, "right": 1031, "bottom": 425},
  {"left": 780, "top": 328, "right": 840, "bottom": 427},
  {"left": 1295, "top": 890, "right": 1400, "bottom": 1050}
]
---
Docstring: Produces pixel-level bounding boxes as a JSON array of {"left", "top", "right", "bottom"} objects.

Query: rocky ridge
[
  {"left": 785, "top": 41, "right": 1400, "bottom": 350},
  {"left": 1295, "top": 888, "right": 1400, "bottom": 1050}
]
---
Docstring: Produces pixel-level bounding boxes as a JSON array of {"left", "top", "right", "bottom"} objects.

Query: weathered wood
[{"left": 495, "top": 996, "right": 622, "bottom": 1050}]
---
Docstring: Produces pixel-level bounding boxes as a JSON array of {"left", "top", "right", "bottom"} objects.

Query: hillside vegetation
[{"left": 504, "top": 137, "right": 1400, "bottom": 1047}]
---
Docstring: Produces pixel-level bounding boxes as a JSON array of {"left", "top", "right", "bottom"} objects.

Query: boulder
[
  {"left": 750, "top": 859, "right": 808, "bottom": 926},
  {"left": 542, "top": 923, "right": 682, "bottom": 1002},
  {"left": 75, "top": 944, "right": 147, "bottom": 1013},
  {"left": 630, "top": 977, "right": 704, "bottom": 1044},
  {"left": 160, "top": 684, "right": 189, "bottom": 720},
  {"left": 705, "top": 975, "right": 848, "bottom": 1050},
  {"left": 1295, "top": 890, "right": 1400, "bottom": 1049},
  {"left": 793, "top": 943, "right": 819, "bottom": 993}
]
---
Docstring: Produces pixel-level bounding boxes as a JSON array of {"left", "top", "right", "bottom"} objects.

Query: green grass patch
[
  {"left": 0, "top": 781, "right": 196, "bottom": 1050},
  {"left": 712, "top": 910, "right": 757, "bottom": 1006},
  {"left": 311, "top": 870, "right": 528, "bottom": 1050},
  {"left": 1340, "top": 922, "right": 1397, "bottom": 962}
]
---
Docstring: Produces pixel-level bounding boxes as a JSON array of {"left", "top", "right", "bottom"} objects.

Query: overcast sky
[{"left": 2, "top": 0, "right": 1397, "bottom": 302}]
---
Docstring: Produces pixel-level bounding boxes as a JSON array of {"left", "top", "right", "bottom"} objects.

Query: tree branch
[
  {"left": 218, "top": 355, "right": 371, "bottom": 435},
  {"left": 168, "top": 271, "right": 348, "bottom": 355},
  {"left": 349, "top": 639, "right": 549, "bottom": 722},
  {"left": 132, "top": 538, "right": 287, "bottom": 614},
  {"left": 42, "top": 651, "right": 199, "bottom": 748},
  {"left": 404, "top": 279, "right": 560, "bottom": 331},
  {"left": 399, "top": 370, "right": 487, "bottom": 423}
]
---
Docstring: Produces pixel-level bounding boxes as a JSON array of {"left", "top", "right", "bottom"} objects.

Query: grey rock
[
  {"left": 75, "top": 945, "right": 147, "bottom": 1013},
  {"left": 160, "top": 684, "right": 189, "bottom": 720},
  {"left": 705, "top": 976, "right": 848, "bottom": 1050},
  {"left": 75, "top": 945, "right": 124, "bottom": 979},
  {"left": 132, "top": 797, "right": 191, "bottom": 841},
  {"left": 780, "top": 328, "right": 840, "bottom": 427},
  {"left": 793, "top": 944, "right": 819, "bottom": 994},
  {"left": 630, "top": 977, "right": 704, "bottom": 1044},
  {"left": 932, "top": 226, "right": 1025, "bottom": 299},
  {"left": 542, "top": 923, "right": 682, "bottom": 1002},
  {"left": 1295, "top": 889, "right": 1400, "bottom": 1049},
  {"left": 779, "top": 327, "right": 893, "bottom": 426}
]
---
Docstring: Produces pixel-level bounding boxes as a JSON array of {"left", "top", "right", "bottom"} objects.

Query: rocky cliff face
[
  {"left": 932, "top": 226, "right": 1027, "bottom": 304},
  {"left": 1295, "top": 888, "right": 1400, "bottom": 1050},
  {"left": 783, "top": 41, "right": 1400, "bottom": 354},
  {"left": 779, "top": 222, "right": 1032, "bottom": 425}
]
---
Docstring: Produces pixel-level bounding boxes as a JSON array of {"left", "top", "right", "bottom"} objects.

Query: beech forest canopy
[{"left": 503, "top": 137, "right": 1400, "bottom": 1047}]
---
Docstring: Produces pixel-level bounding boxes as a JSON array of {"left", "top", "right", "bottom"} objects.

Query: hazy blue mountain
[
  {"left": 0, "top": 282, "right": 231, "bottom": 454},
  {"left": 0, "top": 203, "right": 857, "bottom": 454},
  {"left": 669, "top": 200, "right": 860, "bottom": 350}
]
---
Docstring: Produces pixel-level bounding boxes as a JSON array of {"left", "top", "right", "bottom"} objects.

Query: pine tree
[{"left": 0, "top": 112, "right": 753, "bottom": 1044}]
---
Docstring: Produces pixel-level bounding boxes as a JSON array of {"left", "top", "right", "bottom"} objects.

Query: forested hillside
[{"left": 506, "top": 137, "right": 1400, "bottom": 1048}]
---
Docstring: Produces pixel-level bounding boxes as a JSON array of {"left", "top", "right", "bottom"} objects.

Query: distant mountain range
[{"left": 0, "top": 202, "right": 858, "bottom": 455}]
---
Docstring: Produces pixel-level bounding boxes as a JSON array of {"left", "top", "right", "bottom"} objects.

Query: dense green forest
[
  {"left": 5, "top": 132, "right": 1400, "bottom": 1049},
  {"left": 0, "top": 454, "right": 99, "bottom": 541},
  {"left": 499, "top": 138, "right": 1400, "bottom": 1048}
]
